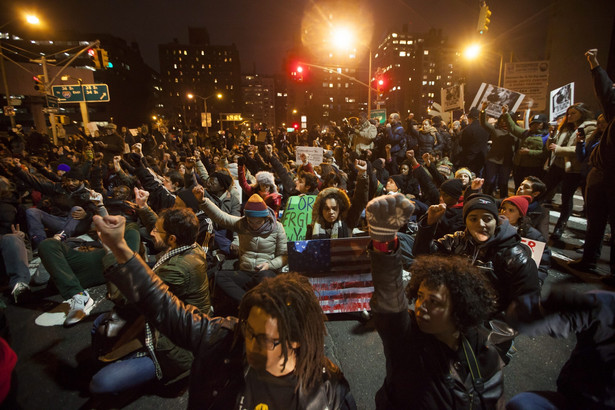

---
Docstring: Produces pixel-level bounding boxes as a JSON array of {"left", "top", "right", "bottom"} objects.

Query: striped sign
[{"left": 288, "top": 237, "right": 373, "bottom": 313}]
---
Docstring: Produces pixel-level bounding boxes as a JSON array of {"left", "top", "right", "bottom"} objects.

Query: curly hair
[
  {"left": 238, "top": 273, "right": 326, "bottom": 392},
  {"left": 406, "top": 255, "right": 497, "bottom": 332}
]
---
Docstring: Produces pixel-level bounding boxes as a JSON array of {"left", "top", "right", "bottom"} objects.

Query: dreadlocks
[{"left": 238, "top": 273, "right": 326, "bottom": 392}]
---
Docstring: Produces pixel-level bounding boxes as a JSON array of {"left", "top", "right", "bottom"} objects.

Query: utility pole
[{"left": 0, "top": 38, "right": 16, "bottom": 128}]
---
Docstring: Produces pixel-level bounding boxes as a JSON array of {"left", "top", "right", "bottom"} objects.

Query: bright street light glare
[
  {"left": 331, "top": 27, "right": 353, "bottom": 50},
  {"left": 464, "top": 44, "right": 481, "bottom": 60},
  {"left": 25, "top": 14, "right": 40, "bottom": 25},
  {"left": 216, "top": 93, "right": 223, "bottom": 99},
  {"left": 187, "top": 93, "right": 194, "bottom": 99}
]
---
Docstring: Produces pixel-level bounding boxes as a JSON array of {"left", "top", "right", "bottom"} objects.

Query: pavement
[{"left": 1, "top": 192, "right": 612, "bottom": 409}]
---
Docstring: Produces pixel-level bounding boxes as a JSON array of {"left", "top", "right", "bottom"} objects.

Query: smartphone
[{"left": 577, "top": 127, "right": 585, "bottom": 139}]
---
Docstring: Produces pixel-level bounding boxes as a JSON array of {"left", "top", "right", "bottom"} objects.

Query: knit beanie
[
  {"left": 437, "top": 163, "right": 452, "bottom": 177},
  {"left": 455, "top": 167, "right": 473, "bottom": 181},
  {"left": 255, "top": 171, "right": 275, "bottom": 188},
  {"left": 244, "top": 194, "right": 269, "bottom": 217},
  {"left": 463, "top": 193, "right": 499, "bottom": 220},
  {"left": 440, "top": 179, "right": 464, "bottom": 201},
  {"left": 389, "top": 175, "right": 404, "bottom": 192},
  {"left": 57, "top": 163, "right": 71, "bottom": 172},
  {"left": 501, "top": 195, "right": 532, "bottom": 216},
  {"left": 211, "top": 172, "right": 232, "bottom": 191}
]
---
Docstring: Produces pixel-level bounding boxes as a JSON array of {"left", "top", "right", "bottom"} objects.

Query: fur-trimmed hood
[{"left": 311, "top": 187, "right": 351, "bottom": 225}]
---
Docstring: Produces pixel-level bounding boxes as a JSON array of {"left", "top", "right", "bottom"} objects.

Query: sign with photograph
[
  {"left": 471, "top": 83, "right": 525, "bottom": 118},
  {"left": 503, "top": 60, "right": 549, "bottom": 111},
  {"left": 295, "top": 146, "right": 323, "bottom": 166},
  {"left": 550, "top": 82, "right": 574, "bottom": 123},
  {"left": 441, "top": 84, "right": 464, "bottom": 111}
]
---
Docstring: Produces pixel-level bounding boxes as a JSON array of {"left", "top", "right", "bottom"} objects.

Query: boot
[{"left": 550, "top": 221, "right": 566, "bottom": 240}]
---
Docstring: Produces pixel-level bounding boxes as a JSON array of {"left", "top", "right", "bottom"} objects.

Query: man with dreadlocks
[{"left": 91, "top": 213, "right": 356, "bottom": 409}]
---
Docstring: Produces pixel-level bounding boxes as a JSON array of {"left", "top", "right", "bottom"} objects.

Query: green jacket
[{"left": 503, "top": 113, "right": 548, "bottom": 168}]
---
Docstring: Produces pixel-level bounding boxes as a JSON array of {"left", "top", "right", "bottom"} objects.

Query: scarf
[
  {"left": 312, "top": 220, "right": 342, "bottom": 239},
  {"left": 244, "top": 208, "right": 277, "bottom": 236}
]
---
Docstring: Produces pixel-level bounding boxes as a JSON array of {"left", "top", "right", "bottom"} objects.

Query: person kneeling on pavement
[
  {"left": 92, "top": 213, "right": 356, "bottom": 409},
  {"left": 365, "top": 194, "right": 505, "bottom": 409}
]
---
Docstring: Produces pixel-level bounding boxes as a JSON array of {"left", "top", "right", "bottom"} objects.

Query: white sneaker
[
  {"left": 63, "top": 292, "right": 94, "bottom": 327},
  {"left": 11, "top": 282, "right": 31, "bottom": 304}
]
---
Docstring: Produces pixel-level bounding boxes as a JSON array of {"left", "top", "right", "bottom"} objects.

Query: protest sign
[
  {"left": 295, "top": 146, "right": 323, "bottom": 165},
  {"left": 503, "top": 61, "right": 549, "bottom": 111},
  {"left": 280, "top": 195, "right": 316, "bottom": 241},
  {"left": 471, "top": 83, "right": 525, "bottom": 118},
  {"left": 550, "top": 82, "right": 574, "bottom": 123},
  {"left": 288, "top": 237, "right": 373, "bottom": 313},
  {"left": 520, "top": 237, "right": 546, "bottom": 268},
  {"left": 441, "top": 84, "right": 464, "bottom": 112}
]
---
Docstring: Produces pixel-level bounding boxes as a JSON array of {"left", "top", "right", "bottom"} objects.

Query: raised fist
[{"left": 366, "top": 193, "right": 414, "bottom": 242}]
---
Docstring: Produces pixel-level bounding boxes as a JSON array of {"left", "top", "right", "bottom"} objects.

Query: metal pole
[
  {"left": 498, "top": 53, "right": 503, "bottom": 87},
  {"left": 0, "top": 39, "right": 15, "bottom": 128},
  {"left": 367, "top": 48, "right": 372, "bottom": 117},
  {"left": 78, "top": 78, "right": 89, "bottom": 127},
  {"left": 204, "top": 98, "right": 208, "bottom": 137},
  {"left": 41, "top": 56, "right": 58, "bottom": 145}
]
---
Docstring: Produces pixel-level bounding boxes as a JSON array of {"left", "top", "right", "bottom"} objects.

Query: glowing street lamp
[
  {"left": 463, "top": 42, "right": 504, "bottom": 87},
  {"left": 25, "top": 14, "right": 40, "bottom": 25},
  {"left": 187, "top": 92, "right": 223, "bottom": 135},
  {"left": 331, "top": 27, "right": 353, "bottom": 50}
]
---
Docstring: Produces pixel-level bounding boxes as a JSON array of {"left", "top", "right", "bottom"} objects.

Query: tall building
[
  {"left": 241, "top": 74, "right": 276, "bottom": 128},
  {"left": 374, "top": 27, "right": 462, "bottom": 118},
  {"left": 158, "top": 28, "right": 241, "bottom": 131}
]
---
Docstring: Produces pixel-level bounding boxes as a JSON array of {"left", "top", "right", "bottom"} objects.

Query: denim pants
[
  {"left": 0, "top": 234, "right": 31, "bottom": 287},
  {"left": 484, "top": 161, "right": 512, "bottom": 198},
  {"left": 38, "top": 228, "right": 141, "bottom": 299},
  {"left": 89, "top": 313, "right": 156, "bottom": 395},
  {"left": 26, "top": 206, "right": 91, "bottom": 248},
  {"left": 506, "top": 391, "right": 568, "bottom": 410},
  {"left": 216, "top": 269, "right": 276, "bottom": 302}
]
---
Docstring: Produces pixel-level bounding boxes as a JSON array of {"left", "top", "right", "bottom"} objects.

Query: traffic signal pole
[{"left": 0, "top": 38, "right": 16, "bottom": 128}]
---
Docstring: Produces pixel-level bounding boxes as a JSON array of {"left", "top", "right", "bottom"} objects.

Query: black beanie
[
  {"left": 211, "top": 172, "right": 232, "bottom": 191},
  {"left": 389, "top": 175, "right": 404, "bottom": 192},
  {"left": 440, "top": 179, "right": 464, "bottom": 201},
  {"left": 463, "top": 193, "right": 499, "bottom": 220}
]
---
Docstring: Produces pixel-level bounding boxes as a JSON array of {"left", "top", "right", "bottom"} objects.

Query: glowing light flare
[
  {"left": 331, "top": 27, "right": 354, "bottom": 50},
  {"left": 25, "top": 14, "right": 40, "bottom": 25},
  {"left": 464, "top": 44, "right": 482, "bottom": 60}
]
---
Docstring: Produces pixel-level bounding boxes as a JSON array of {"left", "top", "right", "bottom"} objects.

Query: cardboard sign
[
  {"left": 503, "top": 61, "right": 550, "bottom": 111},
  {"left": 280, "top": 195, "right": 316, "bottom": 241},
  {"left": 550, "top": 82, "right": 574, "bottom": 123},
  {"left": 441, "top": 84, "right": 464, "bottom": 112},
  {"left": 520, "top": 237, "right": 546, "bottom": 268},
  {"left": 471, "top": 83, "right": 525, "bottom": 118},
  {"left": 295, "top": 146, "right": 323, "bottom": 166},
  {"left": 288, "top": 237, "right": 372, "bottom": 313}
]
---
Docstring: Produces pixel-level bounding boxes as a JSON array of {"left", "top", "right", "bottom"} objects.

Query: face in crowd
[
  {"left": 465, "top": 210, "right": 497, "bottom": 243},
  {"left": 499, "top": 202, "right": 521, "bottom": 226},
  {"left": 516, "top": 179, "right": 534, "bottom": 197},
  {"left": 246, "top": 216, "right": 266, "bottom": 231},
  {"left": 322, "top": 197, "right": 340, "bottom": 224},
  {"left": 414, "top": 282, "right": 456, "bottom": 339}
]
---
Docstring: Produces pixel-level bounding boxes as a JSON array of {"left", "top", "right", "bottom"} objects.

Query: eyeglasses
[
  {"left": 152, "top": 227, "right": 166, "bottom": 235},
  {"left": 240, "top": 321, "right": 281, "bottom": 351}
]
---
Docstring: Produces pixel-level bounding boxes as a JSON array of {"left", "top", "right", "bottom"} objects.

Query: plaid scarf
[{"left": 141, "top": 243, "right": 198, "bottom": 379}]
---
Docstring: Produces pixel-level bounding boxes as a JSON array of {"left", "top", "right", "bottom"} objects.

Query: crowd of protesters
[{"left": 0, "top": 49, "right": 613, "bottom": 409}]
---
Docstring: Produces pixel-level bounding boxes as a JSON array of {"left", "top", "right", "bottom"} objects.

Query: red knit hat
[
  {"left": 244, "top": 194, "right": 269, "bottom": 217},
  {"left": 501, "top": 195, "right": 532, "bottom": 216}
]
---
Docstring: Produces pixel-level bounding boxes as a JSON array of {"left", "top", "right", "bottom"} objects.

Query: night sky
[{"left": 3, "top": 0, "right": 545, "bottom": 75}]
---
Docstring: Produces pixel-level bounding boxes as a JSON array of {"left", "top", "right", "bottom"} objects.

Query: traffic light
[
  {"left": 477, "top": 3, "right": 492, "bottom": 34},
  {"left": 292, "top": 122, "right": 299, "bottom": 130},
  {"left": 291, "top": 64, "right": 305, "bottom": 82},
  {"left": 33, "top": 75, "right": 45, "bottom": 93},
  {"left": 100, "top": 49, "right": 110, "bottom": 68},
  {"left": 88, "top": 48, "right": 101, "bottom": 69},
  {"left": 375, "top": 74, "right": 386, "bottom": 93}
]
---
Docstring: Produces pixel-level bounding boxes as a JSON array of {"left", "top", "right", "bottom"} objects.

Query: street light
[
  {"left": 0, "top": 13, "right": 41, "bottom": 128},
  {"left": 187, "top": 92, "right": 222, "bottom": 136},
  {"left": 463, "top": 42, "right": 504, "bottom": 87}
]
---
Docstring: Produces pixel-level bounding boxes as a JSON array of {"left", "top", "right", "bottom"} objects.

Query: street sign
[
  {"left": 42, "top": 107, "right": 59, "bottom": 114},
  {"left": 51, "top": 84, "right": 110, "bottom": 103},
  {"left": 370, "top": 109, "right": 387, "bottom": 124},
  {"left": 46, "top": 95, "right": 59, "bottom": 108},
  {"left": 201, "top": 112, "right": 212, "bottom": 128},
  {"left": 222, "top": 113, "right": 242, "bottom": 121}
]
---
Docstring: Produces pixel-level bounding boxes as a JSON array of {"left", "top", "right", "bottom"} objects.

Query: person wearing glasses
[{"left": 92, "top": 213, "right": 356, "bottom": 409}]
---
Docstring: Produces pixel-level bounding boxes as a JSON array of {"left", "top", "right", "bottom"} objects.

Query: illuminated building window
[
  {"left": 424, "top": 50, "right": 429, "bottom": 55},
  {"left": 399, "top": 51, "right": 406, "bottom": 57}
]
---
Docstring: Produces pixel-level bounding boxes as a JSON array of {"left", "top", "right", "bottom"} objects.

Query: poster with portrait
[
  {"left": 549, "top": 82, "right": 574, "bottom": 123},
  {"left": 295, "top": 146, "right": 323, "bottom": 166},
  {"left": 441, "top": 84, "right": 464, "bottom": 112},
  {"left": 470, "top": 83, "right": 525, "bottom": 118}
]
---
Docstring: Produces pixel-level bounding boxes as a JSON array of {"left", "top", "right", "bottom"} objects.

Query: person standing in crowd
[
  {"left": 569, "top": 49, "right": 615, "bottom": 282},
  {"left": 92, "top": 213, "right": 356, "bottom": 409},
  {"left": 385, "top": 113, "right": 407, "bottom": 172},
  {"left": 479, "top": 102, "right": 517, "bottom": 198},
  {"left": 505, "top": 110, "right": 549, "bottom": 189},
  {"left": 543, "top": 102, "right": 596, "bottom": 241},
  {"left": 407, "top": 115, "right": 439, "bottom": 163},
  {"left": 455, "top": 107, "right": 490, "bottom": 176},
  {"left": 365, "top": 194, "right": 504, "bottom": 409}
]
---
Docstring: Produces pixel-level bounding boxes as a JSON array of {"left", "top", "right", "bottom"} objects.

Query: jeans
[
  {"left": 506, "top": 391, "right": 568, "bottom": 410},
  {"left": 0, "top": 234, "right": 30, "bottom": 287},
  {"left": 38, "top": 228, "right": 141, "bottom": 299},
  {"left": 89, "top": 313, "right": 156, "bottom": 394},
  {"left": 484, "top": 161, "right": 512, "bottom": 198},
  {"left": 26, "top": 206, "right": 91, "bottom": 248},
  {"left": 216, "top": 269, "right": 276, "bottom": 302}
]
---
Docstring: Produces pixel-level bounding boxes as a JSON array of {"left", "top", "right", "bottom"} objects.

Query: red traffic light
[
  {"left": 88, "top": 48, "right": 95, "bottom": 57},
  {"left": 292, "top": 122, "right": 299, "bottom": 129}
]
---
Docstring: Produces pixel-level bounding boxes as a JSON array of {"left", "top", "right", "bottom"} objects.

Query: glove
[{"left": 366, "top": 193, "right": 414, "bottom": 242}]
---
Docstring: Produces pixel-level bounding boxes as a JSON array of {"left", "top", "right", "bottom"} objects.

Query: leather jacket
[
  {"left": 106, "top": 255, "right": 355, "bottom": 410},
  {"left": 413, "top": 216, "right": 540, "bottom": 312}
]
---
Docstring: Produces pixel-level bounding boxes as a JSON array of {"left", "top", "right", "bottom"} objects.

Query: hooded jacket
[
  {"left": 549, "top": 120, "right": 597, "bottom": 173},
  {"left": 413, "top": 216, "right": 540, "bottom": 312}
]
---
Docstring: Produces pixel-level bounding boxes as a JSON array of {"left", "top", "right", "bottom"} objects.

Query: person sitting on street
[
  {"left": 92, "top": 212, "right": 356, "bottom": 409},
  {"left": 90, "top": 202, "right": 210, "bottom": 395},
  {"left": 516, "top": 176, "right": 550, "bottom": 241},
  {"left": 365, "top": 193, "right": 504, "bottom": 409}
]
